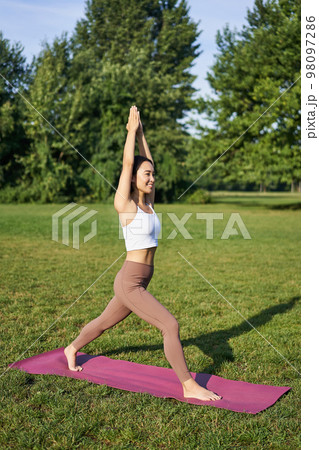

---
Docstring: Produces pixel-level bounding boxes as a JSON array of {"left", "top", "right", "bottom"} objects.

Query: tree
[
  {"left": 69, "top": 0, "right": 201, "bottom": 202},
  {"left": 188, "top": 0, "right": 300, "bottom": 192},
  {"left": 0, "top": 31, "right": 30, "bottom": 198},
  {"left": 17, "top": 33, "right": 76, "bottom": 202},
  {"left": 1, "top": 0, "right": 203, "bottom": 202}
]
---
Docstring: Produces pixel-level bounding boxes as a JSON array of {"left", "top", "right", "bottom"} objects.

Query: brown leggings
[{"left": 70, "top": 260, "right": 192, "bottom": 383}]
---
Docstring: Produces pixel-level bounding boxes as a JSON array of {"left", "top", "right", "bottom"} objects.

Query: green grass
[{"left": 0, "top": 193, "right": 301, "bottom": 449}]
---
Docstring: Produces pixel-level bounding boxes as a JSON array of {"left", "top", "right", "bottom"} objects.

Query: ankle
[
  {"left": 66, "top": 343, "right": 77, "bottom": 352},
  {"left": 182, "top": 376, "right": 196, "bottom": 390}
]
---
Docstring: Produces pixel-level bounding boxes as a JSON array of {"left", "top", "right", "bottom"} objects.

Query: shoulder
[
  {"left": 115, "top": 199, "right": 139, "bottom": 228},
  {"left": 114, "top": 198, "right": 137, "bottom": 215}
]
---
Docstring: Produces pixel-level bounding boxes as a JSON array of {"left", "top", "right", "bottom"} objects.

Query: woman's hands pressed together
[
  {"left": 136, "top": 111, "right": 143, "bottom": 138},
  {"left": 126, "top": 105, "right": 140, "bottom": 134}
]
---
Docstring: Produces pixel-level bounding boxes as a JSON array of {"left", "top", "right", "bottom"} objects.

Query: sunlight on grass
[{"left": 0, "top": 194, "right": 300, "bottom": 448}]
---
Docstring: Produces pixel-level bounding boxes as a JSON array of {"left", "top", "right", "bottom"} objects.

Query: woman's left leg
[
  {"left": 122, "top": 287, "right": 222, "bottom": 400},
  {"left": 115, "top": 269, "right": 192, "bottom": 383},
  {"left": 123, "top": 286, "right": 192, "bottom": 383}
]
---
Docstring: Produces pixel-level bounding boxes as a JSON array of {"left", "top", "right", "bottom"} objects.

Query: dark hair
[{"left": 130, "top": 155, "right": 154, "bottom": 193}]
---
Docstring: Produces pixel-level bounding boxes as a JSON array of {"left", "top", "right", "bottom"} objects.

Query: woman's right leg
[
  {"left": 70, "top": 296, "right": 131, "bottom": 351},
  {"left": 64, "top": 295, "right": 131, "bottom": 370}
]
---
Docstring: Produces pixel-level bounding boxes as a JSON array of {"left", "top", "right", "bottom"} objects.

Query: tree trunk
[{"left": 260, "top": 183, "right": 267, "bottom": 192}]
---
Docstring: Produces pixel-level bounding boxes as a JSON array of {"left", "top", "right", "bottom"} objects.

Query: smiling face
[{"left": 132, "top": 161, "right": 155, "bottom": 194}]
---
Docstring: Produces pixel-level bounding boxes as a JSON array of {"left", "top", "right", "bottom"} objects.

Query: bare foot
[
  {"left": 64, "top": 344, "right": 83, "bottom": 371},
  {"left": 182, "top": 377, "right": 222, "bottom": 402}
]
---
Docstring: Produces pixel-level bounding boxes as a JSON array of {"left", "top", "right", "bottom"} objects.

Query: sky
[{"left": 0, "top": 0, "right": 256, "bottom": 131}]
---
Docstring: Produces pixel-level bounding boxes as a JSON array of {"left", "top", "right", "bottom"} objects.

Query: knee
[{"left": 163, "top": 315, "right": 180, "bottom": 336}]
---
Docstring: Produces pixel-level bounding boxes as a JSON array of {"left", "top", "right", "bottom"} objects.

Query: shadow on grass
[
  {"left": 269, "top": 202, "right": 301, "bottom": 210},
  {"left": 101, "top": 295, "right": 300, "bottom": 376},
  {"left": 211, "top": 198, "right": 301, "bottom": 210}
]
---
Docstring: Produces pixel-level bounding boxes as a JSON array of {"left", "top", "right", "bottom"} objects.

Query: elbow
[{"left": 123, "top": 158, "right": 134, "bottom": 167}]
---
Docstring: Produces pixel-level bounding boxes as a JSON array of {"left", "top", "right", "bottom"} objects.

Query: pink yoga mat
[{"left": 8, "top": 347, "right": 291, "bottom": 414}]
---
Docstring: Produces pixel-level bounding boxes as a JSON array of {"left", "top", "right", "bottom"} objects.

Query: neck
[{"left": 132, "top": 190, "right": 146, "bottom": 205}]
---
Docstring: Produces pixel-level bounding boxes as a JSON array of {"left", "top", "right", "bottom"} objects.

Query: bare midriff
[{"left": 125, "top": 246, "right": 157, "bottom": 266}]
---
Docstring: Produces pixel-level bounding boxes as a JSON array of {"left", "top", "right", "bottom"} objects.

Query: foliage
[
  {"left": 0, "top": 0, "right": 301, "bottom": 202},
  {"left": 67, "top": 0, "right": 201, "bottom": 202},
  {"left": 187, "top": 0, "right": 301, "bottom": 192},
  {"left": 0, "top": 32, "right": 30, "bottom": 190},
  {"left": 184, "top": 188, "right": 213, "bottom": 204},
  {"left": 1, "top": 0, "right": 201, "bottom": 202}
]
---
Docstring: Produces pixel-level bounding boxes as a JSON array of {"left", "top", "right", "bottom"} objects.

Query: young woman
[{"left": 64, "top": 106, "right": 222, "bottom": 402}]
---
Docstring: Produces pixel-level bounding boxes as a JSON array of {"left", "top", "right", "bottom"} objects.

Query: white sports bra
[{"left": 120, "top": 202, "right": 161, "bottom": 252}]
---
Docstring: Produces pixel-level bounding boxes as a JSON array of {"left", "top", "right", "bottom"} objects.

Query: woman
[{"left": 64, "top": 105, "right": 222, "bottom": 402}]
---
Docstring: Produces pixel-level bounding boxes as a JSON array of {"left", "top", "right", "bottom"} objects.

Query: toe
[{"left": 210, "top": 392, "right": 221, "bottom": 401}]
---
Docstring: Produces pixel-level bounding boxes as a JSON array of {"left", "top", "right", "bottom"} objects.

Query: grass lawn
[{"left": 0, "top": 193, "right": 301, "bottom": 448}]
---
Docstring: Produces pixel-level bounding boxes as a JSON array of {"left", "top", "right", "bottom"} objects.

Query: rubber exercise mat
[{"left": 8, "top": 347, "right": 291, "bottom": 414}]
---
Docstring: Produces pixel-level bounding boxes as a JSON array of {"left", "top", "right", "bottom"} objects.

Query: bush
[{"left": 185, "top": 188, "right": 213, "bottom": 204}]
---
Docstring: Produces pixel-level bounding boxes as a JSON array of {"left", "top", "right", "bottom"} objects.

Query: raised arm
[
  {"left": 114, "top": 106, "right": 139, "bottom": 212},
  {"left": 136, "top": 112, "right": 155, "bottom": 206},
  {"left": 136, "top": 114, "right": 154, "bottom": 165}
]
